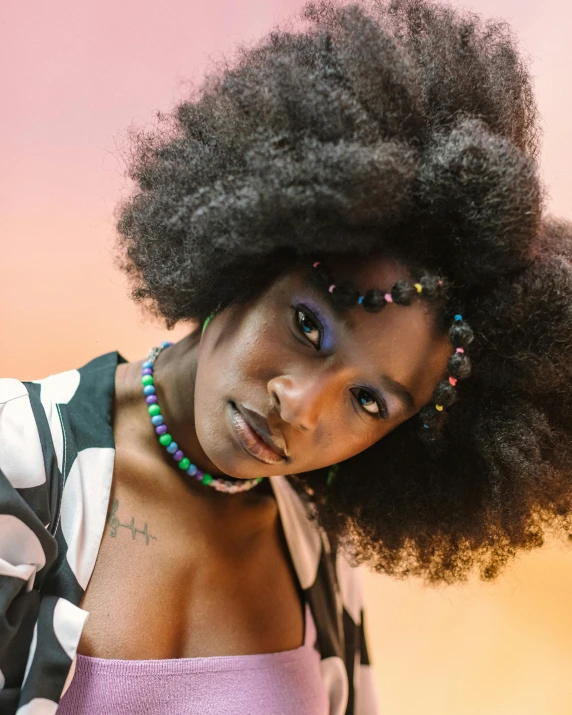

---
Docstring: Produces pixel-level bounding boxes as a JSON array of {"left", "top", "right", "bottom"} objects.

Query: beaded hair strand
[{"left": 309, "top": 261, "right": 474, "bottom": 443}]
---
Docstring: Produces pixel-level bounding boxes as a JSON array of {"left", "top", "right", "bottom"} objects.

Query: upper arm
[{"left": 0, "top": 379, "right": 59, "bottom": 700}]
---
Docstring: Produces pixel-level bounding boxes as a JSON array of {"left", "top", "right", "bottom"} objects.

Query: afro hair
[{"left": 113, "top": 0, "right": 572, "bottom": 583}]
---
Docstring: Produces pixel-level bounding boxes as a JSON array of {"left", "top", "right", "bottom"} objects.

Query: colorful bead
[
  {"left": 454, "top": 314, "right": 463, "bottom": 322},
  {"left": 384, "top": 293, "right": 393, "bottom": 303},
  {"left": 202, "top": 313, "right": 214, "bottom": 335},
  {"left": 456, "top": 347, "right": 465, "bottom": 354},
  {"left": 435, "top": 404, "right": 444, "bottom": 411},
  {"left": 143, "top": 343, "right": 264, "bottom": 495},
  {"left": 414, "top": 283, "right": 423, "bottom": 293},
  {"left": 449, "top": 376, "right": 458, "bottom": 386},
  {"left": 313, "top": 261, "right": 321, "bottom": 268},
  {"left": 357, "top": 295, "right": 364, "bottom": 305},
  {"left": 328, "top": 284, "right": 336, "bottom": 293}
]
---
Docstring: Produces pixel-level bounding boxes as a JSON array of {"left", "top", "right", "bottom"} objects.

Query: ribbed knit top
[{"left": 56, "top": 602, "right": 329, "bottom": 715}]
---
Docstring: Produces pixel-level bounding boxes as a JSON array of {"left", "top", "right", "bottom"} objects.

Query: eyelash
[{"left": 293, "top": 305, "right": 389, "bottom": 420}]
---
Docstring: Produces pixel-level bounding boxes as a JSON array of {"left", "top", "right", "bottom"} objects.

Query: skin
[
  {"left": 124, "top": 255, "right": 452, "bottom": 482},
  {"left": 76, "top": 254, "right": 452, "bottom": 660}
]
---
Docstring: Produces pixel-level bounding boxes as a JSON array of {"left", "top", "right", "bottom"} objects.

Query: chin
[
  {"left": 196, "top": 400, "right": 284, "bottom": 480},
  {"left": 194, "top": 427, "right": 260, "bottom": 481}
]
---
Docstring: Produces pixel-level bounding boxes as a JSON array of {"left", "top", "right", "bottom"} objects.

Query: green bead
[
  {"left": 257, "top": 478, "right": 263, "bottom": 484},
  {"left": 159, "top": 433, "right": 172, "bottom": 446},
  {"left": 202, "top": 473, "right": 213, "bottom": 485},
  {"left": 142, "top": 375, "right": 154, "bottom": 386},
  {"left": 148, "top": 404, "right": 161, "bottom": 416},
  {"left": 178, "top": 457, "right": 190, "bottom": 470}
]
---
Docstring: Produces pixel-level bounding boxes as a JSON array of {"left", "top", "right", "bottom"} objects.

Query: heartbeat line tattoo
[{"left": 107, "top": 498, "right": 158, "bottom": 545}]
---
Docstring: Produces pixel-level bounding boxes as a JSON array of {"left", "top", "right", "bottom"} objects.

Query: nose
[{"left": 267, "top": 372, "right": 330, "bottom": 432}]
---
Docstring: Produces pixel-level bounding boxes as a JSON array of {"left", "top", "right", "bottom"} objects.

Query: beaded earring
[
  {"left": 201, "top": 312, "right": 215, "bottom": 335},
  {"left": 310, "top": 260, "right": 473, "bottom": 442}
]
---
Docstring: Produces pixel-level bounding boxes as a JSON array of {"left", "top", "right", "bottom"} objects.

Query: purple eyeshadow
[{"left": 294, "top": 296, "right": 336, "bottom": 352}]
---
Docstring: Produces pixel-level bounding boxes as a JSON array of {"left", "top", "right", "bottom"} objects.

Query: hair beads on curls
[{"left": 310, "top": 261, "right": 474, "bottom": 443}]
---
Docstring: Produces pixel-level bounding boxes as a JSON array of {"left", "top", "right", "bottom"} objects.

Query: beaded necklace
[{"left": 142, "top": 341, "right": 263, "bottom": 494}]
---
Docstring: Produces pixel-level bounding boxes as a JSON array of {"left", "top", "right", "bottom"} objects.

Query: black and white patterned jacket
[{"left": 0, "top": 350, "right": 379, "bottom": 715}]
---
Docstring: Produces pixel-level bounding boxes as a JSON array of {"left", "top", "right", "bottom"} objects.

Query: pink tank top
[{"left": 57, "top": 603, "right": 329, "bottom": 715}]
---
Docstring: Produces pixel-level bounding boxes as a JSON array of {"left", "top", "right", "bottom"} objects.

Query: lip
[{"left": 230, "top": 403, "right": 288, "bottom": 465}]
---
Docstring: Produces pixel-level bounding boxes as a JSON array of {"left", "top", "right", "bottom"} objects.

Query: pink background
[{"left": 2, "top": 1, "right": 571, "bottom": 712}]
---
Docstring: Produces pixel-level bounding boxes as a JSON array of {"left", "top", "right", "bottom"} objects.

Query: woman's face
[{"left": 194, "top": 255, "right": 453, "bottom": 479}]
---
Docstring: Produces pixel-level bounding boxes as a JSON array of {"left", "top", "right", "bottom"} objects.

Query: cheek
[
  {"left": 195, "top": 307, "right": 285, "bottom": 406},
  {"left": 312, "top": 421, "right": 387, "bottom": 470}
]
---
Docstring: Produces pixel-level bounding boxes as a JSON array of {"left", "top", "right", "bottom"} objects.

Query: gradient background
[{"left": 2, "top": 1, "right": 572, "bottom": 712}]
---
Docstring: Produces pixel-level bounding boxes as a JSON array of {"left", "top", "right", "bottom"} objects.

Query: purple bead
[
  {"left": 195, "top": 472, "right": 203, "bottom": 480},
  {"left": 145, "top": 395, "right": 158, "bottom": 404},
  {"left": 174, "top": 450, "right": 184, "bottom": 461},
  {"left": 142, "top": 368, "right": 153, "bottom": 376},
  {"left": 155, "top": 424, "right": 168, "bottom": 435}
]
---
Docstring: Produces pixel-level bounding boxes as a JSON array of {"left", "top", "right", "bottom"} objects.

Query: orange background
[{"left": 2, "top": 1, "right": 572, "bottom": 712}]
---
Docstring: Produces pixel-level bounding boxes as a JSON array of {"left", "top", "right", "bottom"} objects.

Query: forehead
[{"left": 327, "top": 252, "right": 412, "bottom": 290}]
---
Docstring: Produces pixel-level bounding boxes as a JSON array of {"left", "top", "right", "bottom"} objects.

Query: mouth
[{"left": 229, "top": 402, "right": 289, "bottom": 465}]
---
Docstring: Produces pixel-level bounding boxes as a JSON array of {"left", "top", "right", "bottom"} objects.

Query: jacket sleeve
[
  {"left": 0, "top": 378, "right": 59, "bottom": 712},
  {"left": 336, "top": 548, "right": 380, "bottom": 715}
]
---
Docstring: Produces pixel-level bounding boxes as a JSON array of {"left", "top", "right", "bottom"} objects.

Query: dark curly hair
[{"left": 113, "top": 0, "right": 572, "bottom": 583}]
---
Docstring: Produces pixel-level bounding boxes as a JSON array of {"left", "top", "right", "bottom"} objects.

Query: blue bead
[
  {"left": 454, "top": 314, "right": 463, "bottom": 322},
  {"left": 143, "top": 385, "right": 156, "bottom": 395},
  {"left": 422, "top": 424, "right": 429, "bottom": 429},
  {"left": 142, "top": 361, "right": 153, "bottom": 369},
  {"left": 166, "top": 441, "right": 178, "bottom": 454},
  {"left": 161, "top": 340, "right": 174, "bottom": 347},
  {"left": 357, "top": 296, "right": 364, "bottom": 305},
  {"left": 187, "top": 464, "right": 198, "bottom": 476},
  {"left": 151, "top": 415, "right": 164, "bottom": 426}
]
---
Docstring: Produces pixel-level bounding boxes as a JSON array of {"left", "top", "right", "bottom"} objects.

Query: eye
[
  {"left": 352, "top": 388, "right": 388, "bottom": 419},
  {"left": 295, "top": 307, "right": 322, "bottom": 349}
]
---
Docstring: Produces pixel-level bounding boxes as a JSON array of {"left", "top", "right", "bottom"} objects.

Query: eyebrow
[
  {"left": 380, "top": 375, "right": 416, "bottom": 414},
  {"left": 304, "top": 273, "right": 355, "bottom": 330}
]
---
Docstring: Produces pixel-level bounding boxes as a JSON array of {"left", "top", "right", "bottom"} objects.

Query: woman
[{"left": 2, "top": 0, "right": 572, "bottom": 713}]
